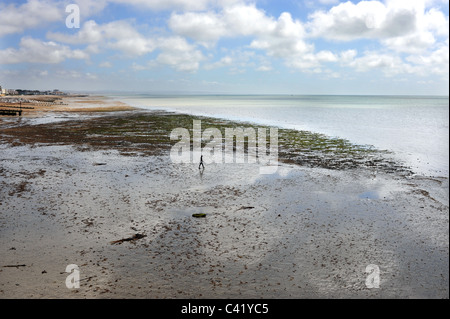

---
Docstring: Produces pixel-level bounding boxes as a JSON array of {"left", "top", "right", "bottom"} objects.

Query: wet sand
[
  {"left": 0, "top": 97, "right": 448, "bottom": 299},
  {"left": 1, "top": 94, "right": 136, "bottom": 114}
]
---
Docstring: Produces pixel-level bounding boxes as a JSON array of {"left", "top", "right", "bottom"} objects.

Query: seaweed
[{"left": 0, "top": 110, "right": 412, "bottom": 175}]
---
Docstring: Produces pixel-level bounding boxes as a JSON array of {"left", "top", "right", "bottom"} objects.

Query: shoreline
[
  {"left": 0, "top": 95, "right": 448, "bottom": 298},
  {"left": 113, "top": 94, "right": 449, "bottom": 178},
  {"left": 0, "top": 94, "right": 137, "bottom": 115},
  {"left": 3, "top": 93, "right": 448, "bottom": 178}
]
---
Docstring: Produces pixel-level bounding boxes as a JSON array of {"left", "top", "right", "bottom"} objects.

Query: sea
[{"left": 110, "top": 94, "right": 449, "bottom": 178}]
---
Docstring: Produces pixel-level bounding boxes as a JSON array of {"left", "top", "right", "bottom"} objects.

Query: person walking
[{"left": 199, "top": 155, "right": 205, "bottom": 170}]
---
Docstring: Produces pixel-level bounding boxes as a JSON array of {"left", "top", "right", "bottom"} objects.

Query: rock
[
  {"left": 93, "top": 162, "right": 107, "bottom": 166},
  {"left": 110, "top": 233, "right": 147, "bottom": 244}
]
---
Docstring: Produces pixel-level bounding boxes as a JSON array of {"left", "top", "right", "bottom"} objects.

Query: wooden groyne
[
  {"left": 0, "top": 109, "right": 23, "bottom": 116},
  {"left": 0, "top": 104, "right": 35, "bottom": 110},
  {"left": 0, "top": 103, "right": 34, "bottom": 116},
  {"left": 29, "top": 100, "right": 68, "bottom": 106}
]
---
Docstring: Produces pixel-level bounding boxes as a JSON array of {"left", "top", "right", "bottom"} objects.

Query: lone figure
[{"left": 199, "top": 155, "right": 205, "bottom": 170}]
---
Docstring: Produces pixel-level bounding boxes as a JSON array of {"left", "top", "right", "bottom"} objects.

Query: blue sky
[{"left": 0, "top": 0, "right": 448, "bottom": 95}]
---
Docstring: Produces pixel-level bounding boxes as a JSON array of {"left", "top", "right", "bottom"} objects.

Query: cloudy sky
[{"left": 0, "top": 0, "right": 448, "bottom": 95}]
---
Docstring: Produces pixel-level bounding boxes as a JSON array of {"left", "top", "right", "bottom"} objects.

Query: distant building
[
  {"left": 16, "top": 89, "right": 41, "bottom": 95},
  {"left": 6, "top": 88, "right": 66, "bottom": 96},
  {"left": 0, "top": 85, "right": 6, "bottom": 96}
]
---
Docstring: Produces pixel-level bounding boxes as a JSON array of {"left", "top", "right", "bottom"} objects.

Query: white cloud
[
  {"left": 168, "top": 3, "right": 353, "bottom": 73},
  {"left": 86, "top": 72, "right": 98, "bottom": 80},
  {"left": 73, "top": 0, "right": 108, "bottom": 17},
  {"left": 55, "top": 69, "right": 81, "bottom": 79},
  {"left": 249, "top": 12, "right": 347, "bottom": 71},
  {"left": 109, "top": 35, "right": 155, "bottom": 57},
  {"left": 170, "top": 3, "right": 384, "bottom": 73},
  {"left": 169, "top": 3, "right": 275, "bottom": 46},
  {"left": 110, "top": 0, "right": 211, "bottom": 11},
  {"left": 155, "top": 37, "right": 205, "bottom": 72},
  {"left": 307, "top": 0, "right": 449, "bottom": 53},
  {"left": 99, "top": 61, "right": 112, "bottom": 68},
  {"left": 131, "top": 62, "right": 148, "bottom": 71},
  {"left": 256, "top": 65, "right": 273, "bottom": 72},
  {"left": 110, "top": 0, "right": 252, "bottom": 11},
  {"left": 339, "top": 49, "right": 358, "bottom": 63},
  {"left": 0, "top": 37, "right": 88, "bottom": 64},
  {"left": 48, "top": 20, "right": 103, "bottom": 44},
  {"left": 48, "top": 20, "right": 156, "bottom": 56},
  {"left": 204, "top": 49, "right": 273, "bottom": 73},
  {"left": 249, "top": 12, "right": 309, "bottom": 57},
  {"left": 344, "top": 51, "right": 406, "bottom": 73},
  {"left": 169, "top": 11, "right": 227, "bottom": 45},
  {"left": 406, "top": 40, "right": 449, "bottom": 76},
  {"left": 204, "top": 56, "right": 234, "bottom": 69},
  {"left": 48, "top": 19, "right": 204, "bottom": 72},
  {"left": 340, "top": 42, "right": 449, "bottom": 78},
  {"left": 0, "top": 0, "right": 62, "bottom": 37},
  {"left": 315, "top": 50, "right": 339, "bottom": 62},
  {"left": 303, "top": 0, "right": 449, "bottom": 78},
  {"left": 307, "top": 1, "right": 410, "bottom": 40},
  {"left": 169, "top": 5, "right": 322, "bottom": 71},
  {"left": 423, "top": 7, "right": 449, "bottom": 37},
  {"left": 382, "top": 31, "right": 436, "bottom": 54}
]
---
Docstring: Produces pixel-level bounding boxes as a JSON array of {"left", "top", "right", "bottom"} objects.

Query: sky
[{"left": 0, "top": 0, "right": 449, "bottom": 95}]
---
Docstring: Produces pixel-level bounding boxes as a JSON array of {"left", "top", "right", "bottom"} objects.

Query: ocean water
[{"left": 112, "top": 94, "right": 449, "bottom": 177}]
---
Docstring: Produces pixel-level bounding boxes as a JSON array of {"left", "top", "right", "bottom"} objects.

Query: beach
[{"left": 0, "top": 95, "right": 448, "bottom": 299}]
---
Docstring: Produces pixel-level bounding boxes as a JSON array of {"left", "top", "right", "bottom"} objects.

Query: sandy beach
[{"left": 0, "top": 95, "right": 448, "bottom": 299}]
